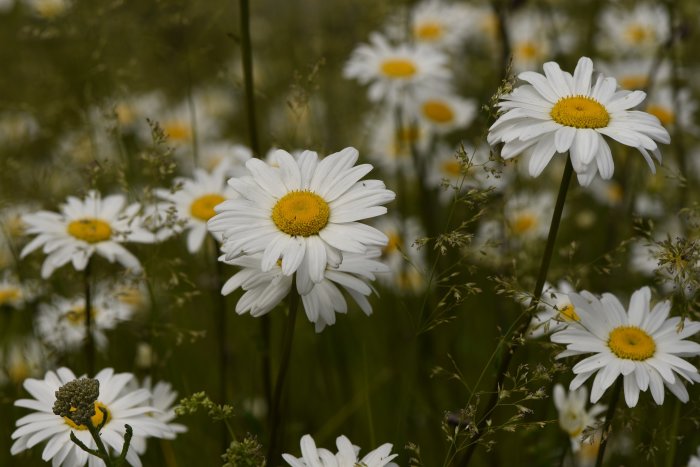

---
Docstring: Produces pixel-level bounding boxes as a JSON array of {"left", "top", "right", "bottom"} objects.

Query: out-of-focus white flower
[
  {"left": 406, "top": 88, "right": 477, "bottom": 135},
  {"left": 0, "top": 111, "right": 39, "bottom": 144},
  {"left": 389, "top": 0, "right": 475, "bottom": 51},
  {"left": 426, "top": 143, "right": 506, "bottom": 198},
  {"left": 374, "top": 215, "right": 427, "bottom": 294},
  {"left": 504, "top": 192, "right": 553, "bottom": 241},
  {"left": 366, "top": 109, "right": 427, "bottom": 176},
  {"left": 344, "top": 32, "right": 451, "bottom": 105},
  {"left": 598, "top": 4, "right": 669, "bottom": 57},
  {"left": 0, "top": 338, "right": 51, "bottom": 386},
  {"left": 23, "top": 0, "right": 71, "bottom": 19},
  {"left": 527, "top": 280, "right": 577, "bottom": 338},
  {"left": 553, "top": 383, "right": 605, "bottom": 452},
  {"left": 198, "top": 141, "right": 252, "bottom": 174}
]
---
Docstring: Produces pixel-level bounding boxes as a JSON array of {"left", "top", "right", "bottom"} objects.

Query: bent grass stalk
[{"left": 460, "top": 158, "right": 574, "bottom": 466}]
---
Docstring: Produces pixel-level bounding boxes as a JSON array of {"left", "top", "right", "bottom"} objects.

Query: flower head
[
  {"left": 283, "top": 434, "right": 398, "bottom": 467},
  {"left": 488, "top": 56, "right": 670, "bottom": 186},
  {"left": 208, "top": 148, "right": 394, "bottom": 288},
  {"left": 21, "top": 191, "right": 155, "bottom": 278},
  {"left": 553, "top": 383, "right": 605, "bottom": 452},
  {"left": 551, "top": 286, "right": 700, "bottom": 407},
  {"left": 344, "top": 32, "right": 451, "bottom": 104},
  {"left": 11, "top": 367, "right": 174, "bottom": 467}
]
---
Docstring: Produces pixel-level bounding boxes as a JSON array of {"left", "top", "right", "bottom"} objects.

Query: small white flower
[
  {"left": 551, "top": 286, "right": 700, "bottom": 407},
  {"left": 283, "top": 434, "right": 398, "bottom": 467},
  {"left": 488, "top": 56, "right": 670, "bottom": 186},
  {"left": 553, "top": 383, "right": 606, "bottom": 452},
  {"left": 390, "top": 0, "right": 475, "bottom": 51},
  {"left": 21, "top": 190, "right": 155, "bottom": 278},
  {"left": 504, "top": 192, "right": 553, "bottom": 241},
  {"left": 156, "top": 164, "right": 236, "bottom": 253},
  {"left": 0, "top": 338, "right": 51, "bottom": 386},
  {"left": 36, "top": 284, "right": 136, "bottom": 351},
  {"left": 344, "top": 32, "right": 451, "bottom": 104},
  {"left": 598, "top": 4, "right": 669, "bottom": 57},
  {"left": 208, "top": 148, "right": 394, "bottom": 290},
  {"left": 406, "top": 89, "right": 477, "bottom": 135},
  {"left": 527, "top": 281, "right": 577, "bottom": 338},
  {"left": 0, "top": 271, "right": 33, "bottom": 309},
  {"left": 11, "top": 367, "right": 173, "bottom": 467}
]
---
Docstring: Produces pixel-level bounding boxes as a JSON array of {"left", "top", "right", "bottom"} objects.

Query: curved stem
[
  {"left": 595, "top": 377, "right": 622, "bottom": 467},
  {"left": 460, "top": 158, "right": 574, "bottom": 466},
  {"left": 84, "top": 259, "right": 95, "bottom": 375},
  {"left": 266, "top": 287, "right": 300, "bottom": 464}
]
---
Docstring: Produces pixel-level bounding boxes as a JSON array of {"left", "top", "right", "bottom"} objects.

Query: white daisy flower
[
  {"left": 585, "top": 177, "right": 624, "bottom": 207},
  {"left": 220, "top": 249, "right": 388, "bottom": 332},
  {"left": 396, "top": 0, "right": 474, "bottom": 51},
  {"left": 406, "top": 89, "right": 477, "bottom": 135},
  {"left": 504, "top": 192, "right": 553, "bottom": 241},
  {"left": 527, "top": 280, "right": 577, "bottom": 338},
  {"left": 366, "top": 109, "right": 427, "bottom": 176},
  {"left": 553, "top": 383, "right": 606, "bottom": 452},
  {"left": 551, "top": 286, "right": 700, "bottom": 407},
  {"left": 11, "top": 367, "right": 173, "bottom": 467},
  {"left": 426, "top": 143, "right": 506, "bottom": 198},
  {"left": 36, "top": 285, "right": 136, "bottom": 351},
  {"left": 126, "top": 377, "right": 187, "bottom": 445},
  {"left": 0, "top": 271, "right": 31, "bottom": 309},
  {"left": 598, "top": 4, "right": 669, "bottom": 57},
  {"left": 20, "top": 190, "right": 155, "bottom": 278},
  {"left": 208, "top": 148, "right": 395, "bottom": 289},
  {"left": 23, "top": 0, "right": 71, "bottom": 19},
  {"left": 198, "top": 141, "right": 252, "bottom": 174},
  {"left": 0, "top": 338, "right": 51, "bottom": 386},
  {"left": 488, "top": 56, "right": 671, "bottom": 186},
  {"left": 283, "top": 434, "right": 398, "bottom": 467},
  {"left": 599, "top": 58, "right": 670, "bottom": 92},
  {"left": 508, "top": 10, "right": 553, "bottom": 73},
  {"left": 645, "top": 86, "right": 698, "bottom": 133},
  {"left": 344, "top": 32, "right": 451, "bottom": 104},
  {"left": 156, "top": 163, "right": 235, "bottom": 253},
  {"left": 374, "top": 215, "right": 427, "bottom": 294}
]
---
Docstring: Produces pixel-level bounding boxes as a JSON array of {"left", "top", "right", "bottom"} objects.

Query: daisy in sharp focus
[
  {"left": 488, "top": 56, "right": 670, "bottom": 186},
  {"left": 11, "top": 367, "right": 173, "bottom": 467},
  {"left": 283, "top": 434, "right": 398, "bottom": 467},
  {"left": 21, "top": 191, "right": 155, "bottom": 278},
  {"left": 208, "top": 148, "right": 395, "bottom": 288},
  {"left": 551, "top": 286, "right": 700, "bottom": 407},
  {"left": 344, "top": 32, "right": 451, "bottom": 104},
  {"left": 553, "top": 383, "right": 605, "bottom": 452},
  {"left": 156, "top": 163, "right": 236, "bottom": 253}
]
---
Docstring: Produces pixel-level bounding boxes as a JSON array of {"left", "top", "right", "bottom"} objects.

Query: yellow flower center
[
  {"left": 415, "top": 21, "right": 444, "bottom": 41},
  {"left": 608, "top": 326, "right": 656, "bottom": 361},
  {"left": 190, "top": 194, "right": 226, "bottom": 221},
  {"left": 115, "top": 103, "right": 135, "bottom": 126},
  {"left": 512, "top": 213, "right": 537, "bottom": 235},
  {"left": 271, "top": 191, "right": 330, "bottom": 237},
  {"left": 67, "top": 219, "right": 112, "bottom": 243},
  {"left": 64, "top": 401, "right": 111, "bottom": 431},
  {"left": 380, "top": 58, "right": 418, "bottom": 79},
  {"left": 383, "top": 232, "right": 402, "bottom": 255},
  {"left": 441, "top": 160, "right": 463, "bottom": 177},
  {"left": 646, "top": 105, "right": 674, "bottom": 126},
  {"left": 557, "top": 304, "right": 580, "bottom": 322},
  {"left": 65, "top": 305, "right": 97, "bottom": 325},
  {"left": 422, "top": 100, "right": 455, "bottom": 123},
  {"left": 625, "top": 24, "right": 653, "bottom": 44},
  {"left": 34, "top": 0, "right": 66, "bottom": 18},
  {"left": 0, "top": 288, "right": 21, "bottom": 305},
  {"left": 560, "top": 409, "right": 584, "bottom": 437},
  {"left": 515, "top": 41, "right": 541, "bottom": 60},
  {"left": 619, "top": 75, "right": 648, "bottom": 90},
  {"left": 163, "top": 121, "right": 192, "bottom": 142},
  {"left": 550, "top": 96, "right": 610, "bottom": 129}
]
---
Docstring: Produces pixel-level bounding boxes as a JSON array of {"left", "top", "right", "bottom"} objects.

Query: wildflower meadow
[{"left": 1, "top": 0, "right": 700, "bottom": 466}]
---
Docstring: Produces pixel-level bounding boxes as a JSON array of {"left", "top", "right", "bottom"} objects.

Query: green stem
[
  {"left": 266, "top": 287, "right": 300, "bottom": 464},
  {"left": 211, "top": 238, "right": 230, "bottom": 454},
  {"left": 84, "top": 259, "right": 95, "bottom": 375},
  {"left": 238, "top": 0, "right": 260, "bottom": 157},
  {"left": 664, "top": 398, "right": 681, "bottom": 467},
  {"left": 460, "top": 158, "right": 574, "bottom": 466},
  {"left": 595, "top": 377, "right": 622, "bottom": 467}
]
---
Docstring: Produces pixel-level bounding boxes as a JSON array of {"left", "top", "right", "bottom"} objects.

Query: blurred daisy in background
[
  {"left": 598, "top": 3, "right": 668, "bottom": 57},
  {"left": 11, "top": 367, "right": 174, "bottom": 467},
  {"left": 644, "top": 86, "right": 698, "bottom": 134},
  {"left": 406, "top": 88, "right": 477, "bottom": 135},
  {"left": 197, "top": 141, "right": 252, "bottom": 174},
  {"left": 209, "top": 148, "right": 394, "bottom": 290},
  {"left": 374, "top": 215, "right": 427, "bottom": 295},
  {"left": 366, "top": 109, "right": 426, "bottom": 176},
  {"left": 344, "top": 32, "right": 451, "bottom": 105},
  {"left": 551, "top": 286, "right": 700, "bottom": 407},
  {"left": 600, "top": 58, "right": 669, "bottom": 91},
  {"left": 504, "top": 192, "right": 553, "bottom": 242},
  {"left": 508, "top": 10, "right": 553, "bottom": 73},
  {"left": 527, "top": 280, "right": 577, "bottom": 338},
  {"left": 488, "top": 56, "right": 670, "bottom": 186},
  {"left": 36, "top": 284, "right": 136, "bottom": 351},
  {"left": 283, "top": 434, "right": 398, "bottom": 467},
  {"left": 553, "top": 383, "right": 605, "bottom": 452},
  {"left": 20, "top": 191, "right": 155, "bottom": 278},
  {"left": 585, "top": 177, "right": 625, "bottom": 208},
  {"left": 426, "top": 143, "right": 505, "bottom": 199},
  {"left": 22, "top": 0, "right": 71, "bottom": 19},
  {"left": 156, "top": 163, "right": 236, "bottom": 253},
  {"left": 0, "top": 111, "right": 39, "bottom": 145},
  {"left": 0, "top": 338, "right": 51, "bottom": 386},
  {"left": 689, "top": 446, "right": 700, "bottom": 467},
  {"left": 0, "top": 271, "right": 32, "bottom": 309}
]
